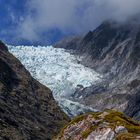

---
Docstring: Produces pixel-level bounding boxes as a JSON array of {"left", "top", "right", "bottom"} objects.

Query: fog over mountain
[
  {"left": 17, "top": 0, "right": 140, "bottom": 42},
  {"left": 1, "top": 0, "right": 140, "bottom": 44}
]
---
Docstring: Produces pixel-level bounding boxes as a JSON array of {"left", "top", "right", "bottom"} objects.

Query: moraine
[{"left": 8, "top": 45, "right": 102, "bottom": 117}]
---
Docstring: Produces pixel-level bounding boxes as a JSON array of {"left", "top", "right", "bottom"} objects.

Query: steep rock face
[
  {"left": 55, "top": 21, "right": 140, "bottom": 120},
  {"left": 55, "top": 110, "right": 140, "bottom": 140},
  {"left": 0, "top": 41, "right": 69, "bottom": 140},
  {"left": 55, "top": 21, "right": 140, "bottom": 78},
  {"left": 54, "top": 36, "right": 81, "bottom": 50}
]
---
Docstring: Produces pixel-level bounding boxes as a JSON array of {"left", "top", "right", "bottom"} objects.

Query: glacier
[{"left": 8, "top": 45, "right": 102, "bottom": 117}]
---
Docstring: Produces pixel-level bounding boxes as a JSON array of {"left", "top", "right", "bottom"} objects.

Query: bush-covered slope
[{"left": 55, "top": 110, "right": 140, "bottom": 140}]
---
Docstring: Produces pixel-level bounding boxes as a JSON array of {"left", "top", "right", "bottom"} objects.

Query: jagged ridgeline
[
  {"left": 0, "top": 41, "right": 69, "bottom": 140},
  {"left": 55, "top": 20, "right": 140, "bottom": 121}
]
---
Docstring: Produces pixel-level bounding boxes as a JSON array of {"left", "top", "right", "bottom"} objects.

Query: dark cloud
[{"left": 4, "top": 0, "right": 140, "bottom": 43}]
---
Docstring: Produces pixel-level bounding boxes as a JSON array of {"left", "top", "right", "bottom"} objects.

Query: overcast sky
[{"left": 0, "top": 0, "right": 140, "bottom": 45}]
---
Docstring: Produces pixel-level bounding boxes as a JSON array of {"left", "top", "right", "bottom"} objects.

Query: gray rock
[{"left": 55, "top": 20, "right": 140, "bottom": 120}]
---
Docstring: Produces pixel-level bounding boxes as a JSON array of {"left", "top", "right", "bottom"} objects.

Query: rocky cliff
[
  {"left": 55, "top": 21, "right": 140, "bottom": 79},
  {"left": 0, "top": 41, "right": 69, "bottom": 140},
  {"left": 55, "top": 21, "right": 140, "bottom": 120},
  {"left": 55, "top": 110, "right": 140, "bottom": 140}
]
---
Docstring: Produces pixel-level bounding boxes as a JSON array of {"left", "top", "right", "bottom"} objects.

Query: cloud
[
  {"left": 103, "top": 0, "right": 140, "bottom": 21},
  {"left": 16, "top": 0, "right": 140, "bottom": 42}
]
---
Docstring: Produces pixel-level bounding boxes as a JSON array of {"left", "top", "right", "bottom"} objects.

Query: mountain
[
  {"left": 0, "top": 41, "right": 69, "bottom": 140},
  {"left": 55, "top": 110, "right": 140, "bottom": 140},
  {"left": 55, "top": 21, "right": 140, "bottom": 121}
]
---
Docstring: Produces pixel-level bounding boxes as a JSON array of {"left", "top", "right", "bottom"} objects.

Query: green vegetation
[
  {"left": 104, "top": 110, "right": 140, "bottom": 135},
  {"left": 116, "top": 133, "right": 136, "bottom": 140},
  {"left": 55, "top": 110, "right": 140, "bottom": 140},
  {"left": 82, "top": 125, "right": 98, "bottom": 138},
  {"left": 70, "top": 114, "right": 87, "bottom": 124}
]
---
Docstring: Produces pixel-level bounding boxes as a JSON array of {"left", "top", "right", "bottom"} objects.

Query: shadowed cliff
[{"left": 0, "top": 41, "right": 69, "bottom": 140}]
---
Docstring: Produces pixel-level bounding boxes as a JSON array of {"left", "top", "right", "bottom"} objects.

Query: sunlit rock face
[{"left": 8, "top": 45, "right": 102, "bottom": 117}]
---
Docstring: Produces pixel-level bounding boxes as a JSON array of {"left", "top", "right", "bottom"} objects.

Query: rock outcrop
[
  {"left": 0, "top": 41, "right": 69, "bottom": 140},
  {"left": 55, "top": 110, "right": 140, "bottom": 140}
]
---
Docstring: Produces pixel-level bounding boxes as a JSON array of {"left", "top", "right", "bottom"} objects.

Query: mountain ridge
[
  {"left": 0, "top": 41, "right": 69, "bottom": 140},
  {"left": 55, "top": 20, "right": 140, "bottom": 121}
]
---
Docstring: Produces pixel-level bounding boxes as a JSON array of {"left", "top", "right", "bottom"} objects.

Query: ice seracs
[{"left": 8, "top": 45, "right": 102, "bottom": 116}]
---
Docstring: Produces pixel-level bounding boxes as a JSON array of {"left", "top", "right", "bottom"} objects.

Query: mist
[{"left": 15, "top": 0, "right": 140, "bottom": 42}]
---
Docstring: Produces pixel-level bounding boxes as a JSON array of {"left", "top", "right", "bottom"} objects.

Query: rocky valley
[
  {"left": 1, "top": 0, "right": 140, "bottom": 139},
  {"left": 0, "top": 20, "right": 140, "bottom": 140},
  {"left": 7, "top": 45, "right": 102, "bottom": 117}
]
